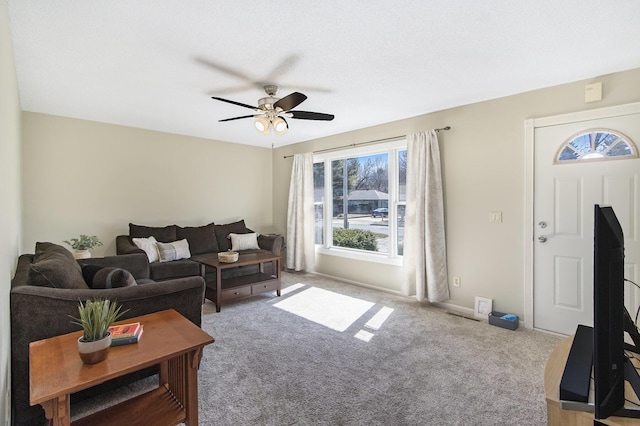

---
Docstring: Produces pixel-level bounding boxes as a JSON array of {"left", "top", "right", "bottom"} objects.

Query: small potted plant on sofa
[
  {"left": 64, "top": 234, "right": 103, "bottom": 259},
  {"left": 69, "top": 298, "right": 127, "bottom": 364}
]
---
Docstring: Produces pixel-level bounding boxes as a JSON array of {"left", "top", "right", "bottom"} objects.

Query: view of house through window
[{"left": 314, "top": 141, "right": 406, "bottom": 260}]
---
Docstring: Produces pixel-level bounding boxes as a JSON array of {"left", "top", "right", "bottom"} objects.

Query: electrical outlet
[{"left": 453, "top": 276, "right": 461, "bottom": 287}]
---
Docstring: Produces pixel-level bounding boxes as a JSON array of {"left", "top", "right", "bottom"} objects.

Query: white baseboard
[
  {"left": 433, "top": 301, "right": 475, "bottom": 317},
  {"left": 306, "top": 271, "right": 404, "bottom": 296}
]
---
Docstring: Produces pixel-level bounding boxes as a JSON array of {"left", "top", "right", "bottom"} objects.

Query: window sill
[{"left": 316, "top": 246, "right": 403, "bottom": 266}]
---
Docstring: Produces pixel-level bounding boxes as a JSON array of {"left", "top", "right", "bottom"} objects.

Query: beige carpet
[{"left": 72, "top": 271, "right": 563, "bottom": 425}]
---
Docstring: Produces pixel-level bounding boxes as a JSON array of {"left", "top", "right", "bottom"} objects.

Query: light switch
[{"left": 490, "top": 211, "right": 502, "bottom": 223}]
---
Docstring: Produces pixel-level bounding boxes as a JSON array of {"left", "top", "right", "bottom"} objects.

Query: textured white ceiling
[{"left": 7, "top": 1, "right": 640, "bottom": 147}]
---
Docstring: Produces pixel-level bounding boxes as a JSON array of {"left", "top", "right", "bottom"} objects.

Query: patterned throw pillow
[
  {"left": 229, "top": 233, "right": 260, "bottom": 251},
  {"left": 81, "top": 265, "right": 137, "bottom": 289},
  {"left": 132, "top": 236, "right": 160, "bottom": 263},
  {"left": 156, "top": 239, "right": 191, "bottom": 263}
]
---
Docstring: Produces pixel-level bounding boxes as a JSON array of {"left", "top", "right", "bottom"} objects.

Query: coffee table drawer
[
  {"left": 252, "top": 281, "right": 279, "bottom": 294},
  {"left": 222, "top": 286, "right": 252, "bottom": 301}
]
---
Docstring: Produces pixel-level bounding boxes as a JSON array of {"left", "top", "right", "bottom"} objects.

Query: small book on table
[{"left": 108, "top": 322, "right": 144, "bottom": 346}]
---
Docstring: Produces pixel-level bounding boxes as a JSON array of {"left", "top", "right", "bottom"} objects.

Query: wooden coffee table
[
  {"left": 29, "top": 309, "right": 214, "bottom": 426},
  {"left": 196, "top": 252, "right": 281, "bottom": 312}
]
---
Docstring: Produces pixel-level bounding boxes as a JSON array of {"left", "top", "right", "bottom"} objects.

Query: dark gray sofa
[
  {"left": 10, "top": 246, "right": 206, "bottom": 426},
  {"left": 116, "top": 220, "right": 283, "bottom": 284}
]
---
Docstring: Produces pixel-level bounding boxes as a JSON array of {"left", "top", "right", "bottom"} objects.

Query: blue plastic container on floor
[{"left": 488, "top": 311, "right": 519, "bottom": 330}]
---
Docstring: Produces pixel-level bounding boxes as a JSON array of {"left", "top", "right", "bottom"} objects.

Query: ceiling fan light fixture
[
  {"left": 212, "top": 85, "right": 334, "bottom": 136},
  {"left": 254, "top": 116, "right": 270, "bottom": 134},
  {"left": 273, "top": 117, "right": 288, "bottom": 135}
]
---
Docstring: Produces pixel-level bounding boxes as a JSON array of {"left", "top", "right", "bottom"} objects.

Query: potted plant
[
  {"left": 64, "top": 234, "right": 103, "bottom": 259},
  {"left": 69, "top": 298, "right": 128, "bottom": 364}
]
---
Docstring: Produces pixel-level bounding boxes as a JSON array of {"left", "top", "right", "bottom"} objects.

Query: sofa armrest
[
  {"left": 258, "top": 234, "right": 283, "bottom": 256},
  {"left": 11, "top": 254, "right": 34, "bottom": 290},
  {"left": 77, "top": 253, "right": 150, "bottom": 280},
  {"left": 116, "top": 235, "right": 145, "bottom": 255}
]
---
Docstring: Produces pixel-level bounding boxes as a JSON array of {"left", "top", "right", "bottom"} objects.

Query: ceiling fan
[{"left": 211, "top": 85, "right": 334, "bottom": 135}]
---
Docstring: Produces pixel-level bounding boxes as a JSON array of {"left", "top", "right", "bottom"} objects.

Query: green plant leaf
[
  {"left": 69, "top": 298, "right": 128, "bottom": 341},
  {"left": 64, "top": 235, "right": 103, "bottom": 250}
]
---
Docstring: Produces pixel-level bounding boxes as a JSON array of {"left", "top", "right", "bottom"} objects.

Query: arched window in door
[{"left": 555, "top": 129, "right": 638, "bottom": 163}]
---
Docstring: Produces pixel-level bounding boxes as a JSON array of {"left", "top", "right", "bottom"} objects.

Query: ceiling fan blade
[
  {"left": 274, "top": 92, "right": 307, "bottom": 111},
  {"left": 219, "top": 114, "right": 259, "bottom": 122},
  {"left": 211, "top": 96, "right": 258, "bottom": 111},
  {"left": 290, "top": 110, "right": 335, "bottom": 121},
  {"left": 196, "top": 57, "right": 255, "bottom": 83},
  {"left": 207, "top": 84, "right": 256, "bottom": 96},
  {"left": 265, "top": 54, "right": 300, "bottom": 82},
  {"left": 275, "top": 84, "right": 332, "bottom": 94}
]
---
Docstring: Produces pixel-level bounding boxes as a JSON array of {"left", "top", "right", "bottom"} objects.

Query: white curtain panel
[
  {"left": 402, "top": 131, "right": 450, "bottom": 302},
  {"left": 286, "top": 153, "right": 315, "bottom": 272}
]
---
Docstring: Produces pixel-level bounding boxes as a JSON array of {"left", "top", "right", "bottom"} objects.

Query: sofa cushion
[
  {"left": 132, "top": 236, "right": 160, "bottom": 263},
  {"left": 176, "top": 223, "right": 219, "bottom": 255},
  {"left": 81, "top": 265, "right": 137, "bottom": 289},
  {"left": 28, "top": 242, "right": 88, "bottom": 289},
  {"left": 149, "top": 259, "right": 200, "bottom": 281},
  {"left": 229, "top": 232, "right": 260, "bottom": 251},
  {"left": 33, "top": 241, "right": 81, "bottom": 268},
  {"left": 214, "top": 220, "right": 249, "bottom": 252},
  {"left": 156, "top": 239, "right": 191, "bottom": 263},
  {"left": 129, "top": 223, "right": 177, "bottom": 243}
]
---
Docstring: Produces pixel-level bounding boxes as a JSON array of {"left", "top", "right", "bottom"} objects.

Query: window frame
[{"left": 313, "top": 139, "right": 406, "bottom": 266}]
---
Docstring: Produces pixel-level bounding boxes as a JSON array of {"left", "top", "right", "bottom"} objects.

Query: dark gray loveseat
[
  {"left": 10, "top": 243, "right": 205, "bottom": 426},
  {"left": 116, "top": 220, "right": 283, "bottom": 283}
]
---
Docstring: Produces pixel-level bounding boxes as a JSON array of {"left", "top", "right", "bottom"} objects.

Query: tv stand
[
  {"left": 545, "top": 335, "right": 640, "bottom": 425},
  {"left": 613, "top": 360, "right": 640, "bottom": 419}
]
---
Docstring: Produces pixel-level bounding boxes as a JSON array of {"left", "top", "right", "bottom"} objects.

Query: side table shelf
[{"left": 73, "top": 387, "right": 184, "bottom": 426}]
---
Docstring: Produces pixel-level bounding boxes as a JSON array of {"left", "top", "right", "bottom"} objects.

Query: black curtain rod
[{"left": 283, "top": 126, "right": 451, "bottom": 159}]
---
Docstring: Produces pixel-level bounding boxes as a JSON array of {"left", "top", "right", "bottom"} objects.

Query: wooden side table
[{"left": 29, "top": 309, "right": 214, "bottom": 426}]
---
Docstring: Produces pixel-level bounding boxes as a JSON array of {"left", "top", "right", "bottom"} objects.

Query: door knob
[{"left": 538, "top": 235, "right": 547, "bottom": 243}]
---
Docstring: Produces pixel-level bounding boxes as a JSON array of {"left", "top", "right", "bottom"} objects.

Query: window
[
  {"left": 314, "top": 140, "right": 406, "bottom": 263},
  {"left": 556, "top": 129, "right": 637, "bottom": 163}
]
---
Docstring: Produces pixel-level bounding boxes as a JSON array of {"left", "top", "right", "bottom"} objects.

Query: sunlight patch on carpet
[
  {"left": 365, "top": 306, "right": 394, "bottom": 330},
  {"left": 354, "top": 330, "right": 374, "bottom": 342},
  {"left": 273, "top": 286, "right": 374, "bottom": 332}
]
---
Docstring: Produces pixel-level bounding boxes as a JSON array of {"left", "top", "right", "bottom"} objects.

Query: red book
[
  {"left": 108, "top": 322, "right": 140, "bottom": 339},
  {"left": 110, "top": 325, "right": 144, "bottom": 346}
]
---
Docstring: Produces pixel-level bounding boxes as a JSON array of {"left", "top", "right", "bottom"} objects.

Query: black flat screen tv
[{"left": 593, "top": 204, "right": 640, "bottom": 420}]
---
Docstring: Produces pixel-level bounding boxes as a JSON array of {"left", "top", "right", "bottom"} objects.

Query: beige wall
[
  {"left": 1, "top": 0, "right": 22, "bottom": 423},
  {"left": 273, "top": 67, "right": 640, "bottom": 320},
  {"left": 21, "top": 113, "right": 275, "bottom": 256}
]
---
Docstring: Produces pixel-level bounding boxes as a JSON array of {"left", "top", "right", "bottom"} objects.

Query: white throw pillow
[
  {"left": 132, "top": 236, "right": 160, "bottom": 263},
  {"left": 228, "top": 233, "right": 260, "bottom": 251},
  {"left": 156, "top": 239, "right": 191, "bottom": 263}
]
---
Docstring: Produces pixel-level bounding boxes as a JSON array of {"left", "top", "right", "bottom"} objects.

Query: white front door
[{"left": 533, "top": 113, "right": 640, "bottom": 335}]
